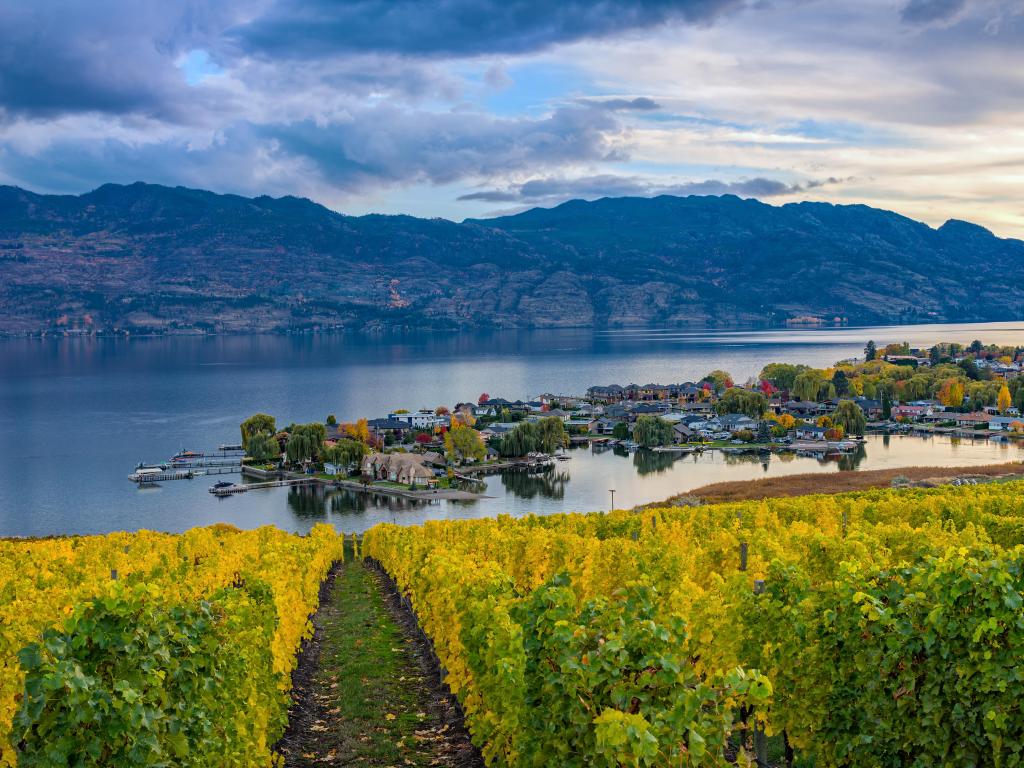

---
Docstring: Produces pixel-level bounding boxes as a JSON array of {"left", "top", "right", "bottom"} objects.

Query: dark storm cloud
[
  {"left": 232, "top": 0, "right": 746, "bottom": 59},
  {"left": 0, "top": 1, "right": 239, "bottom": 120},
  {"left": 458, "top": 174, "right": 847, "bottom": 203}
]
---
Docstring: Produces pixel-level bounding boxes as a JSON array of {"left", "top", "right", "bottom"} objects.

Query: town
[{"left": 140, "top": 339, "right": 1024, "bottom": 499}]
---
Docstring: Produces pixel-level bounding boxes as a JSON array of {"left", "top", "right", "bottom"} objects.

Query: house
[
  {"left": 673, "top": 423, "right": 697, "bottom": 443},
  {"left": 587, "top": 385, "right": 626, "bottom": 402},
  {"left": 718, "top": 414, "right": 759, "bottom": 434},
  {"left": 891, "top": 405, "right": 932, "bottom": 421},
  {"left": 361, "top": 453, "right": 437, "bottom": 485},
  {"left": 853, "top": 398, "right": 883, "bottom": 419},
  {"left": 366, "top": 421, "right": 409, "bottom": 438},
  {"left": 987, "top": 416, "right": 1021, "bottom": 431},
  {"left": 952, "top": 412, "right": 991, "bottom": 428},
  {"left": 794, "top": 425, "right": 828, "bottom": 441},
  {"left": 591, "top": 418, "right": 623, "bottom": 436},
  {"left": 388, "top": 410, "right": 449, "bottom": 429},
  {"left": 784, "top": 400, "right": 825, "bottom": 417}
]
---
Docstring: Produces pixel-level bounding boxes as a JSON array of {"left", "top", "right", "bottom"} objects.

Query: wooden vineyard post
[
  {"left": 752, "top": 577, "right": 768, "bottom": 766},
  {"left": 740, "top": 541, "right": 749, "bottom": 571}
]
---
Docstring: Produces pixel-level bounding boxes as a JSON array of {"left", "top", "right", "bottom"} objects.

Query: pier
[
  {"left": 129, "top": 465, "right": 239, "bottom": 483},
  {"left": 209, "top": 478, "right": 316, "bottom": 496}
]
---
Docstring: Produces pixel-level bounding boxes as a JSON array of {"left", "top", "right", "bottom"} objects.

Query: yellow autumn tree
[
  {"left": 998, "top": 384, "right": 1012, "bottom": 414},
  {"left": 344, "top": 417, "right": 370, "bottom": 443}
]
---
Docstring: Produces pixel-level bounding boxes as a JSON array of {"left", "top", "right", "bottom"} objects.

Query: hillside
[{"left": 0, "top": 183, "right": 1021, "bottom": 334}]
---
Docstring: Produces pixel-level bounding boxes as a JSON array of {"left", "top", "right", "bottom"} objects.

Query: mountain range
[{"left": 0, "top": 182, "right": 1021, "bottom": 334}]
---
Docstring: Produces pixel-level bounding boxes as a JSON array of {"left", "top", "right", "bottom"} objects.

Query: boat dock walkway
[
  {"left": 129, "top": 465, "right": 239, "bottom": 483},
  {"left": 210, "top": 478, "right": 316, "bottom": 496}
]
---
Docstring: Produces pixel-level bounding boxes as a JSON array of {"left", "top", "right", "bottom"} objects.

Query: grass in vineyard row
[{"left": 363, "top": 481, "right": 1024, "bottom": 767}]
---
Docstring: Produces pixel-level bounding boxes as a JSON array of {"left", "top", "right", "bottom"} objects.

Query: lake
[{"left": 1, "top": 321, "right": 1023, "bottom": 537}]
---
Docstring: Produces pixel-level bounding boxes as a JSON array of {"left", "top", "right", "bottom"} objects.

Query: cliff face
[{"left": 0, "top": 183, "right": 1021, "bottom": 334}]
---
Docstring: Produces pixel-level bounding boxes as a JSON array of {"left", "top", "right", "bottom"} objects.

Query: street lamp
[{"left": 609, "top": 489, "right": 616, "bottom": 511}]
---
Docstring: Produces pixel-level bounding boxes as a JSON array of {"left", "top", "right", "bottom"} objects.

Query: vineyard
[
  {"left": 363, "top": 481, "right": 1024, "bottom": 767},
  {"left": 0, "top": 524, "right": 343, "bottom": 766}
]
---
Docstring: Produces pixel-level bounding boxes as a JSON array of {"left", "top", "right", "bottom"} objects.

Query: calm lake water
[{"left": 1, "top": 321, "right": 1023, "bottom": 537}]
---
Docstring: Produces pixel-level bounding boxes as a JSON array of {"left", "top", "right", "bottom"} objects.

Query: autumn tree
[
  {"left": 998, "top": 384, "right": 1012, "bottom": 414},
  {"left": 701, "top": 370, "right": 734, "bottom": 395},
  {"left": 343, "top": 418, "right": 370, "bottom": 443},
  {"left": 759, "top": 363, "right": 810, "bottom": 392},
  {"left": 444, "top": 423, "right": 486, "bottom": 464},
  {"left": 937, "top": 379, "right": 965, "bottom": 408}
]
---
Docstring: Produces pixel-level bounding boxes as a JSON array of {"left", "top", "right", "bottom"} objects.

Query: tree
[
  {"left": 633, "top": 415, "right": 674, "bottom": 447},
  {"left": 444, "top": 423, "right": 486, "bottom": 464},
  {"left": 832, "top": 370, "right": 850, "bottom": 396},
  {"left": 701, "top": 370, "right": 734, "bottom": 395},
  {"left": 881, "top": 389, "right": 893, "bottom": 419},
  {"left": 240, "top": 413, "right": 276, "bottom": 451},
  {"left": 937, "top": 378, "right": 965, "bottom": 408},
  {"left": 832, "top": 400, "right": 867, "bottom": 436},
  {"left": 759, "top": 363, "right": 809, "bottom": 391},
  {"left": 322, "top": 439, "right": 368, "bottom": 472},
  {"left": 864, "top": 340, "right": 877, "bottom": 361},
  {"left": 998, "top": 384, "right": 1012, "bottom": 414},
  {"left": 478, "top": 393, "right": 490, "bottom": 404},
  {"left": 326, "top": 414, "right": 337, "bottom": 426},
  {"left": 247, "top": 433, "right": 280, "bottom": 463},
  {"left": 792, "top": 370, "right": 830, "bottom": 402},
  {"left": 500, "top": 418, "right": 567, "bottom": 457},
  {"left": 343, "top": 418, "right": 370, "bottom": 444},
  {"left": 435, "top": 406, "right": 450, "bottom": 416},
  {"left": 714, "top": 389, "right": 768, "bottom": 419},
  {"left": 611, "top": 422, "right": 630, "bottom": 440},
  {"left": 284, "top": 423, "right": 327, "bottom": 466}
]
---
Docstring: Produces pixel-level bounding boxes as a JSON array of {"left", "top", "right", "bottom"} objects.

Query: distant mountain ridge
[{"left": 0, "top": 182, "right": 1021, "bottom": 334}]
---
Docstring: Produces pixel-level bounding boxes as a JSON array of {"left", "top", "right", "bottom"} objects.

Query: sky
[{"left": 1, "top": 0, "right": 1023, "bottom": 236}]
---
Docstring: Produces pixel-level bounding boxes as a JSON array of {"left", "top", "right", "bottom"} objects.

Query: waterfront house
[
  {"left": 673, "top": 423, "right": 697, "bottom": 443},
  {"left": 361, "top": 453, "right": 437, "bottom": 485},
  {"left": 794, "top": 425, "right": 828, "bottom": 441},
  {"left": 952, "top": 412, "right": 991, "bottom": 429},
  {"left": 718, "top": 414, "right": 759, "bottom": 434},
  {"left": 591, "top": 418, "right": 623, "bottom": 436},
  {"left": 891, "top": 405, "right": 933, "bottom": 422}
]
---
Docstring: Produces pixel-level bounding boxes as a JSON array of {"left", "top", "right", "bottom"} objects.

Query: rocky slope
[{"left": 0, "top": 183, "right": 1021, "bottom": 333}]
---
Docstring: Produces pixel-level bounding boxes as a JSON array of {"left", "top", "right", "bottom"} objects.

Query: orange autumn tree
[{"left": 937, "top": 378, "right": 965, "bottom": 408}]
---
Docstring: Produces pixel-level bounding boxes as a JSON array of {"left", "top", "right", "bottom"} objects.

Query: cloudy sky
[{"left": 1, "top": 0, "right": 1023, "bottom": 235}]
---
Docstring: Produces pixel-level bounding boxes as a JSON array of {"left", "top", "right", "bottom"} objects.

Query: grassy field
[{"left": 676, "top": 461, "right": 1024, "bottom": 503}]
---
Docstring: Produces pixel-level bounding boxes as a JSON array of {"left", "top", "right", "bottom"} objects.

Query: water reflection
[
  {"left": 500, "top": 467, "right": 571, "bottom": 500},
  {"left": 631, "top": 449, "right": 682, "bottom": 476}
]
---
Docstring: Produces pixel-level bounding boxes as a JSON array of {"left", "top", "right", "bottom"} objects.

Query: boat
[
  {"left": 172, "top": 449, "right": 204, "bottom": 461},
  {"left": 218, "top": 444, "right": 244, "bottom": 452},
  {"left": 135, "top": 461, "right": 168, "bottom": 471},
  {"left": 129, "top": 467, "right": 166, "bottom": 484},
  {"left": 209, "top": 480, "right": 234, "bottom": 493}
]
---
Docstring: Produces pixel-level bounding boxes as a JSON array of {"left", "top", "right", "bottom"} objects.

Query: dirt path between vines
[{"left": 278, "top": 556, "right": 482, "bottom": 767}]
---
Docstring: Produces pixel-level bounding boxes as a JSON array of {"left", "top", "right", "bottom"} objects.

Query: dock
[
  {"left": 210, "top": 478, "right": 316, "bottom": 496},
  {"left": 129, "top": 465, "right": 240, "bottom": 483}
]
